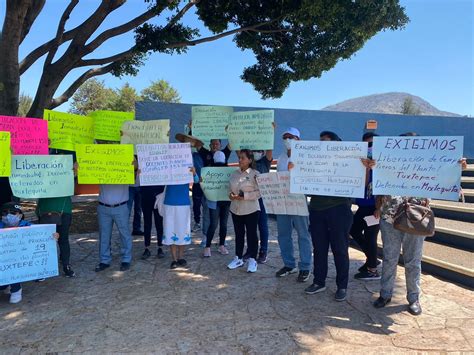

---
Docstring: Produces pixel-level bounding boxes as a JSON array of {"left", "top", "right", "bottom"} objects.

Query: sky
[{"left": 2, "top": 0, "right": 473, "bottom": 116}]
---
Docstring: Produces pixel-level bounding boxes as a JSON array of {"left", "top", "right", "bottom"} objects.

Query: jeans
[
  {"left": 98, "top": 203, "right": 132, "bottom": 264},
  {"left": 257, "top": 198, "right": 269, "bottom": 253},
  {"left": 127, "top": 186, "right": 142, "bottom": 232},
  {"left": 201, "top": 195, "right": 210, "bottom": 241},
  {"left": 379, "top": 219, "right": 425, "bottom": 303},
  {"left": 39, "top": 212, "right": 72, "bottom": 267},
  {"left": 231, "top": 211, "right": 259, "bottom": 259},
  {"left": 206, "top": 201, "right": 231, "bottom": 247},
  {"left": 141, "top": 186, "right": 164, "bottom": 248},
  {"left": 350, "top": 206, "right": 380, "bottom": 269},
  {"left": 276, "top": 214, "right": 312, "bottom": 271},
  {"left": 310, "top": 203, "right": 353, "bottom": 289},
  {"left": 192, "top": 183, "right": 204, "bottom": 224}
]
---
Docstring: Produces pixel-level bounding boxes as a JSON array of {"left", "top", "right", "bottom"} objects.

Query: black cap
[{"left": 1, "top": 202, "right": 22, "bottom": 214}]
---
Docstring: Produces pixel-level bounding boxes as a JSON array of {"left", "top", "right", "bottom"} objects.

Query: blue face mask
[{"left": 2, "top": 213, "right": 21, "bottom": 227}]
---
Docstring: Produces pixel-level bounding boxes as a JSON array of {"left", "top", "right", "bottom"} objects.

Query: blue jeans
[
  {"left": 206, "top": 201, "right": 231, "bottom": 247},
  {"left": 127, "top": 186, "right": 142, "bottom": 232},
  {"left": 258, "top": 198, "right": 269, "bottom": 253},
  {"left": 276, "top": 214, "right": 312, "bottom": 271},
  {"left": 379, "top": 219, "right": 425, "bottom": 303},
  {"left": 98, "top": 203, "right": 133, "bottom": 264}
]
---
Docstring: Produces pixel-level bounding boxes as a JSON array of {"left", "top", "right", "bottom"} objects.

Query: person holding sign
[
  {"left": 304, "top": 131, "right": 354, "bottom": 302},
  {"left": 227, "top": 150, "right": 261, "bottom": 273},
  {"left": 163, "top": 167, "right": 199, "bottom": 269},
  {"left": 0, "top": 202, "right": 59, "bottom": 304},
  {"left": 275, "top": 128, "right": 312, "bottom": 283}
]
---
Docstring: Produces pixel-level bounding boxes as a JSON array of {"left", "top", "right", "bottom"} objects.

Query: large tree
[{"left": 0, "top": 0, "right": 408, "bottom": 118}]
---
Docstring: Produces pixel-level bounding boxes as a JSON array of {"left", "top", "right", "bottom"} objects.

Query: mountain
[{"left": 322, "top": 92, "right": 461, "bottom": 117}]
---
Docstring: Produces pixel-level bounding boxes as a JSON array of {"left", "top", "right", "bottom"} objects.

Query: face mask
[
  {"left": 253, "top": 152, "right": 263, "bottom": 161},
  {"left": 2, "top": 214, "right": 21, "bottom": 227},
  {"left": 283, "top": 138, "right": 292, "bottom": 150}
]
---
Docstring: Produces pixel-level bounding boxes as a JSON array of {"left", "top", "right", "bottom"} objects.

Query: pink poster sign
[{"left": 0, "top": 115, "right": 49, "bottom": 154}]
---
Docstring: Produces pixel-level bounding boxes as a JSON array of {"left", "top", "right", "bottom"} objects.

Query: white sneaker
[
  {"left": 9, "top": 289, "right": 22, "bottom": 304},
  {"left": 227, "top": 256, "right": 244, "bottom": 270},
  {"left": 247, "top": 258, "right": 258, "bottom": 273}
]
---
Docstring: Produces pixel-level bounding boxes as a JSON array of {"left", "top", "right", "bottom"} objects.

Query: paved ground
[{"left": 1, "top": 215, "right": 473, "bottom": 354}]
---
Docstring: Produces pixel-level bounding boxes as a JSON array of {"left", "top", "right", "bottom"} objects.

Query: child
[{"left": 0, "top": 202, "right": 58, "bottom": 304}]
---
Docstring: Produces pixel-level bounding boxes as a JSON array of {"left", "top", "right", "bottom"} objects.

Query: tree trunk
[
  {"left": 0, "top": 1, "right": 31, "bottom": 116},
  {"left": 27, "top": 65, "right": 65, "bottom": 118}
]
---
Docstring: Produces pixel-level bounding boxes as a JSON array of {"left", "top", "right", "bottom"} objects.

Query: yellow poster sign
[
  {"left": 89, "top": 110, "right": 134, "bottom": 141},
  {"left": 0, "top": 131, "right": 11, "bottom": 176},
  {"left": 44, "top": 110, "right": 94, "bottom": 151},
  {"left": 120, "top": 120, "right": 170, "bottom": 146},
  {"left": 76, "top": 144, "right": 135, "bottom": 184}
]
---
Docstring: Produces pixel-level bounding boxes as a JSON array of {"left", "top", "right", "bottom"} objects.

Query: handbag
[
  {"left": 392, "top": 199, "right": 435, "bottom": 237},
  {"left": 38, "top": 199, "right": 67, "bottom": 226},
  {"left": 154, "top": 188, "right": 166, "bottom": 217}
]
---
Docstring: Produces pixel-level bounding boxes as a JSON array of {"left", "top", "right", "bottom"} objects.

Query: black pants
[
  {"left": 39, "top": 212, "right": 72, "bottom": 267},
  {"left": 231, "top": 211, "right": 259, "bottom": 259},
  {"left": 206, "top": 201, "right": 231, "bottom": 247},
  {"left": 140, "top": 186, "right": 164, "bottom": 248},
  {"left": 350, "top": 205, "right": 380, "bottom": 269},
  {"left": 310, "top": 203, "right": 353, "bottom": 289},
  {"left": 192, "top": 183, "right": 203, "bottom": 224}
]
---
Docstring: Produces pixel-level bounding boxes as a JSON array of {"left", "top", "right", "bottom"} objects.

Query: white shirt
[
  {"left": 99, "top": 185, "right": 129, "bottom": 205},
  {"left": 277, "top": 152, "right": 290, "bottom": 172}
]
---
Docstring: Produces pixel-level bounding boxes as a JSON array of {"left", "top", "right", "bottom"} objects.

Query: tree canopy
[{"left": 0, "top": 0, "right": 408, "bottom": 118}]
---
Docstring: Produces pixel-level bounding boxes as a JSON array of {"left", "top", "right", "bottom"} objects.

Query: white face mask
[
  {"left": 2, "top": 214, "right": 21, "bottom": 227},
  {"left": 253, "top": 152, "right": 263, "bottom": 161},
  {"left": 283, "top": 138, "right": 292, "bottom": 150}
]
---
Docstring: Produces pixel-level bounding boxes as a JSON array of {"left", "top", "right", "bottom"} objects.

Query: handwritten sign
[
  {"left": 137, "top": 143, "right": 193, "bottom": 186},
  {"left": 257, "top": 172, "right": 309, "bottom": 216},
  {"left": 200, "top": 167, "right": 236, "bottom": 201},
  {"left": 44, "top": 109, "right": 94, "bottom": 151},
  {"left": 9, "top": 155, "right": 74, "bottom": 198},
  {"left": 191, "top": 106, "right": 233, "bottom": 143},
  {"left": 0, "top": 115, "right": 48, "bottom": 154},
  {"left": 289, "top": 140, "right": 368, "bottom": 198},
  {"left": 0, "top": 224, "right": 58, "bottom": 286},
  {"left": 120, "top": 120, "right": 170, "bottom": 146},
  {"left": 76, "top": 144, "right": 134, "bottom": 184},
  {"left": 0, "top": 132, "right": 11, "bottom": 177},
  {"left": 227, "top": 110, "right": 274, "bottom": 150},
  {"left": 90, "top": 110, "right": 134, "bottom": 141},
  {"left": 372, "top": 136, "right": 463, "bottom": 201}
]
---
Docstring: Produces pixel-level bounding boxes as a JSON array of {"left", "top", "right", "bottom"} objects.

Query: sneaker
[
  {"left": 156, "top": 247, "right": 165, "bottom": 259},
  {"left": 297, "top": 270, "right": 311, "bottom": 283},
  {"left": 63, "top": 265, "right": 76, "bottom": 278},
  {"left": 203, "top": 247, "right": 211, "bottom": 257},
  {"left": 242, "top": 251, "right": 250, "bottom": 262},
  {"left": 275, "top": 266, "right": 298, "bottom": 277},
  {"left": 141, "top": 248, "right": 151, "bottom": 260},
  {"left": 408, "top": 300, "right": 422, "bottom": 316},
  {"left": 177, "top": 259, "right": 187, "bottom": 267},
  {"left": 120, "top": 262, "right": 130, "bottom": 271},
  {"left": 218, "top": 245, "right": 229, "bottom": 255},
  {"left": 335, "top": 288, "right": 347, "bottom": 302},
  {"left": 170, "top": 261, "right": 179, "bottom": 269},
  {"left": 358, "top": 259, "right": 382, "bottom": 273},
  {"left": 257, "top": 251, "right": 267, "bottom": 264},
  {"left": 132, "top": 230, "right": 144, "bottom": 236},
  {"left": 95, "top": 263, "right": 110, "bottom": 272},
  {"left": 9, "top": 289, "right": 22, "bottom": 304},
  {"left": 354, "top": 269, "right": 381, "bottom": 281},
  {"left": 247, "top": 258, "right": 258, "bottom": 273},
  {"left": 227, "top": 256, "right": 244, "bottom": 270},
  {"left": 304, "top": 283, "right": 326, "bottom": 295},
  {"left": 192, "top": 222, "right": 201, "bottom": 232},
  {"left": 373, "top": 296, "right": 391, "bottom": 308}
]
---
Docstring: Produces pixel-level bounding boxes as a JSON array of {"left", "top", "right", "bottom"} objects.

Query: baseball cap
[
  {"left": 282, "top": 127, "right": 301, "bottom": 139},
  {"left": 1, "top": 202, "right": 23, "bottom": 215}
]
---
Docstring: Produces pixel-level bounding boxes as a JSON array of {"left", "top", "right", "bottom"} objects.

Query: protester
[
  {"left": 304, "top": 131, "right": 353, "bottom": 302},
  {"left": 0, "top": 202, "right": 59, "bottom": 303},
  {"left": 275, "top": 128, "right": 312, "bottom": 282},
  {"left": 162, "top": 167, "right": 199, "bottom": 269},
  {"left": 191, "top": 148, "right": 204, "bottom": 232},
  {"left": 227, "top": 150, "right": 261, "bottom": 273},
  {"left": 128, "top": 179, "right": 143, "bottom": 236},
  {"left": 351, "top": 132, "right": 381, "bottom": 280},
  {"left": 140, "top": 185, "right": 165, "bottom": 259},
  {"left": 203, "top": 151, "right": 231, "bottom": 257}
]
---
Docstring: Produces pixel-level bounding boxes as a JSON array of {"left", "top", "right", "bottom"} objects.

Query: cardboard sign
[
  {"left": 372, "top": 136, "right": 464, "bottom": 201},
  {"left": 137, "top": 143, "right": 193, "bottom": 186},
  {"left": 289, "top": 140, "right": 368, "bottom": 198},
  {"left": 90, "top": 110, "right": 134, "bottom": 141},
  {"left": 44, "top": 110, "right": 94, "bottom": 151},
  {"left": 0, "top": 131, "right": 11, "bottom": 177},
  {"left": 200, "top": 167, "right": 237, "bottom": 201},
  {"left": 9, "top": 155, "right": 74, "bottom": 198},
  {"left": 0, "top": 115, "right": 48, "bottom": 154},
  {"left": 191, "top": 106, "right": 233, "bottom": 143},
  {"left": 120, "top": 119, "right": 170, "bottom": 146},
  {"left": 0, "top": 224, "right": 58, "bottom": 286},
  {"left": 76, "top": 144, "right": 135, "bottom": 184},
  {"left": 227, "top": 110, "right": 274, "bottom": 150},
  {"left": 257, "top": 172, "right": 309, "bottom": 216}
]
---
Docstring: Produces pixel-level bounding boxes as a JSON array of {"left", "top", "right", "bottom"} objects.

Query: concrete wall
[{"left": 136, "top": 101, "right": 474, "bottom": 160}]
